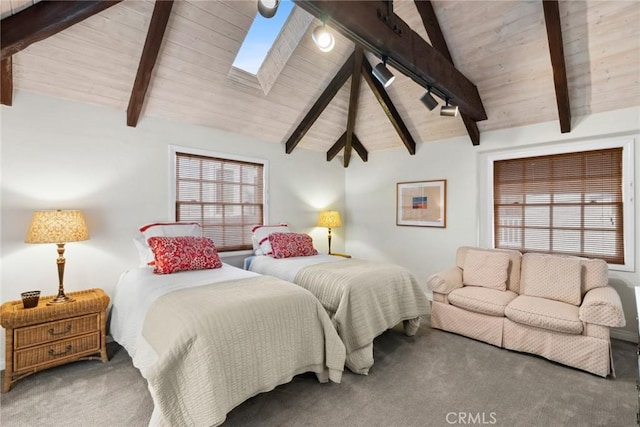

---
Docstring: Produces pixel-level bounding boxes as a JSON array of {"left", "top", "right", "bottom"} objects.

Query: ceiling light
[
  {"left": 257, "top": 0, "right": 279, "bottom": 18},
  {"left": 312, "top": 25, "right": 335, "bottom": 52},
  {"left": 440, "top": 99, "right": 459, "bottom": 117},
  {"left": 372, "top": 56, "right": 395, "bottom": 88},
  {"left": 420, "top": 88, "right": 439, "bottom": 111}
]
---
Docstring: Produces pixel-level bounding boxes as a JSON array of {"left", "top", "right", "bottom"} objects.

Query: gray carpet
[{"left": 1, "top": 321, "right": 636, "bottom": 427}]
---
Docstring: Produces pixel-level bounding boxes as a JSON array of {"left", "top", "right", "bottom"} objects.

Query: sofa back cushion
[
  {"left": 521, "top": 253, "right": 582, "bottom": 306},
  {"left": 456, "top": 247, "right": 522, "bottom": 293},
  {"left": 462, "top": 249, "right": 510, "bottom": 291}
]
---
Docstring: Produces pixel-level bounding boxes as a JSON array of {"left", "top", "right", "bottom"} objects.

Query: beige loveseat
[{"left": 427, "top": 247, "right": 626, "bottom": 377}]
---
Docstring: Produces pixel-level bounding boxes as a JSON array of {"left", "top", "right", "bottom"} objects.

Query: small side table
[{"left": 0, "top": 288, "right": 109, "bottom": 393}]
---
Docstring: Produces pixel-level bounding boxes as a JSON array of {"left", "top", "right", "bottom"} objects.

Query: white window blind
[
  {"left": 493, "top": 148, "right": 624, "bottom": 264},
  {"left": 175, "top": 152, "right": 264, "bottom": 252}
]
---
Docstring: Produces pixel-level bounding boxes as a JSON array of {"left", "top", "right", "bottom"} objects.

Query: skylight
[{"left": 232, "top": 0, "right": 295, "bottom": 75}]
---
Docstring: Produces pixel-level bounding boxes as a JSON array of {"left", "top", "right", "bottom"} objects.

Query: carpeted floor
[{"left": 1, "top": 321, "right": 636, "bottom": 427}]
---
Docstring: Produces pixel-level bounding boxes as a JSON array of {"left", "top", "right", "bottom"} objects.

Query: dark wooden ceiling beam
[
  {"left": 344, "top": 46, "right": 364, "bottom": 168},
  {"left": 127, "top": 0, "right": 174, "bottom": 127},
  {"left": 1, "top": 0, "right": 123, "bottom": 60},
  {"left": 285, "top": 51, "right": 355, "bottom": 154},
  {"left": 327, "top": 132, "right": 346, "bottom": 161},
  {"left": 351, "top": 134, "right": 368, "bottom": 162},
  {"left": 293, "top": 0, "right": 487, "bottom": 122},
  {"left": 362, "top": 58, "right": 416, "bottom": 155},
  {"left": 414, "top": 0, "right": 480, "bottom": 146},
  {"left": 1, "top": 58, "right": 13, "bottom": 106},
  {"left": 542, "top": 0, "right": 571, "bottom": 133},
  {"left": 326, "top": 131, "right": 368, "bottom": 163}
]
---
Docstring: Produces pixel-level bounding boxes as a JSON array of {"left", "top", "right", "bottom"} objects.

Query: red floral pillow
[
  {"left": 147, "top": 236, "right": 222, "bottom": 274},
  {"left": 268, "top": 232, "right": 318, "bottom": 259}
]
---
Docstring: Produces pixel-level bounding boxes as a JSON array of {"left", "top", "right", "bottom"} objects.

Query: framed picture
[{"left": 396, "top": 180, "right": 447, "bottom": 227}]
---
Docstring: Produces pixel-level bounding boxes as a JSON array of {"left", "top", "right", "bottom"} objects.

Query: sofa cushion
[
  {"left": 505, "top": 295, "right": 583, "bottom": 335},
  {"left": 462, "top": 249, "right": 510, "bottom": 291},
  {"left": 449, "top": 287, "right": 518, "bottom": 317},
  {"left": 521, "top": 253, "right": 582, "bottom": 306},
  {"left": 456, "top": 247, "right": 522, "bottom": 294}
]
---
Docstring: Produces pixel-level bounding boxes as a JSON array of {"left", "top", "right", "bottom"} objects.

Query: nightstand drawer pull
[
  {"left": 48, "top": 325, "right": 72, "bottom": 336},
  {"left": 48, "top": 345, "right": 72, "bottom": 358}
]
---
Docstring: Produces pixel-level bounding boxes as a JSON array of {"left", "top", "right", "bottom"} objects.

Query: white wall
[
  {"left": 0, "top": 92, "right": 346, "bottom": 369},
  {"left": 2, "top": 92, "right": 638, "bottom": 374},
  {"left": 345, "top": 106, "right": 640, "bottom": 342}
]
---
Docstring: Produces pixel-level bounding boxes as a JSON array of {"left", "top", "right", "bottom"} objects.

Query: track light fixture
[
  {"left": 420, "top": 88, "right": 439, "bottom": 111},
  {"left": 257, "top": 0, "right": 279, "bottom": 19},
  {"left": 440, "top": 99, "right": 459, "bottom": 117},
  {"left": 312, "top": 24, "right": 335, "bottom": 52},
  {"left": 372, "top": 56, "right": 395, "bottom": 88}
]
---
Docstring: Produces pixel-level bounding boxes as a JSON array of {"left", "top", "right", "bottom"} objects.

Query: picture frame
[{"left": 396, "top": 180, "right": 447, "bottom": 228}]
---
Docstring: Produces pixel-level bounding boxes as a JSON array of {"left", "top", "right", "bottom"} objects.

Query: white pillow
[
  {"left": 133, "top": 236, "right": 154, "bottom": 267},
  {"left": 140, "top": 222, "right": 202, "bottom": 239},
  {"left": 135, "top": 222, "right": 202, "bottom": 266},
  {"left": 251, "top": 224, "right": 289, "bottom": 255}
]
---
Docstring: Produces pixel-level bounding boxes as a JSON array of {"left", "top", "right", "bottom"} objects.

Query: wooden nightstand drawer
[
  {"left": 14, "top": 314, "right": 99, "bottom": 349},
  {"left": 15, "top": 332, "right": 101, "bottom": 372}
]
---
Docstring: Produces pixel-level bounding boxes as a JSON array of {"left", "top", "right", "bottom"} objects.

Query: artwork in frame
[{"left": 396, "top": 180, "right": 447, "bottom": 227}]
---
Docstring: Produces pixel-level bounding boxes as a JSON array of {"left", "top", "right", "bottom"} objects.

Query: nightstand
[{"left": 0, "top": 288, "right": 109, "bottom": 393}]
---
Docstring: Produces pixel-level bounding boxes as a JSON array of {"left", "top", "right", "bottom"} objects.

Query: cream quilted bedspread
[
  {"left": 140, "top": 275, "right": 345, "bottom": 427},
  {"left": 295, "top": 259, "right": 429, "bottom": 374}
]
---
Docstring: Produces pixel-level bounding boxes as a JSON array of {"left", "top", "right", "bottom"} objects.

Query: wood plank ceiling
[{"left": 1, "top": 0, "right": 639, "bottom": 165}]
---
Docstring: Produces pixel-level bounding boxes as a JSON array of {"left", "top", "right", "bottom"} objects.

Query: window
[
  {"left": 232, "top": 0, "right": 295, "bottom": 75},
  {"left": 173, "top": 149, "right": 266, "bottom": 252},
  {"left": 227, "top": 1, "right": 311, "bottom": 96},
  {"left": 494, "top": 148, "right": 624, "bottom": 263}
]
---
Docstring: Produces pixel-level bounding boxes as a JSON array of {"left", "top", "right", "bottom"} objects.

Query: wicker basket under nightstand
[{"left": 0, "top": 288, "right": 109, "bottom": 393}]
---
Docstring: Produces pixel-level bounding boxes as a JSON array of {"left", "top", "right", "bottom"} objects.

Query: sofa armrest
[
  {"left": 427, "top": 267, "right": 463, "bottom": 295},
  {"left": 579, "top": 286, "right": 626, "bottom": 328}
]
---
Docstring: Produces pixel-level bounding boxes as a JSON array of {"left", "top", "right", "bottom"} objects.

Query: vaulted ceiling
[{"left": 2, "top": 1, "right": 639, "bottom": 166}]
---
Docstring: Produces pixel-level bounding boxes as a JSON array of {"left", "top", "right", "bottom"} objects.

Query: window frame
[
  {"left": 483, "top": 137, "right": 634, "bottom": 272},
  {"left": 169, "top": 145, "right": 269, "bottom": 256}
]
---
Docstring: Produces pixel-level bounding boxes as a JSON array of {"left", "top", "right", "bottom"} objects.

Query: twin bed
[
  {"left": 110, "top": 223, "right": 429, "bottom": 426},
  {"left": 110, "top": 264, "right": 345, "bottom": 426},
  {"left": 245, "top": 254, "right": 429, "bottom": 374}
]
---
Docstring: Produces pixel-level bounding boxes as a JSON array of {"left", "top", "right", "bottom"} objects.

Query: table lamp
[
  {"left": 25, "top": 210, "right": 89, "bottom": 304},
  {"left": 317, "top": 210, "right": 342, "bottom": 255}
]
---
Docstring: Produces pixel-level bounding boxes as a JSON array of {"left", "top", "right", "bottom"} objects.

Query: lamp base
[
  {"left": 49, "top": 244, "right": 75, "bottom": 305},
  {"left": 47, "top": 294, "right": 75, "bottom": 305}
]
